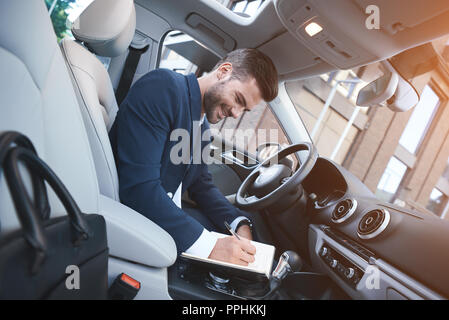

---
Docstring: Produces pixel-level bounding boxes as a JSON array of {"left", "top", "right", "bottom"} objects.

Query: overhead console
[
  {"left": 274, "top": 0, "right": 449, "bottom": 70},
  {"left": 275, "top": 0, "right": 375, "bottom": 69}
]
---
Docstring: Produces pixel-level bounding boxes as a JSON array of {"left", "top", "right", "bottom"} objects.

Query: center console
[
  {"left": 318, "top": 243, "right": 364, "bottom": 289},
  {"left": 168, "top": 259, "right": 270, "bottom": 300},
  {"left": 167, "top": 251, "right": 343, "bottom": 300},
  {"left": 309, "top": 224, "right": 444, "bottom": 300}
]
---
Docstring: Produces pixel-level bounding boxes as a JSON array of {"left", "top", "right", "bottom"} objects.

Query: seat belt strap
[{"left": 115, "top": 45, "right": 150, "bottom": 106}]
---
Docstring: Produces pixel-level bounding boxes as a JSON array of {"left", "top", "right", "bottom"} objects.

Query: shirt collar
[
  {"left": 199, "top": 114, "right": 205, "bottom": 126},
  {"left": 185, "top": 73, "right": 202, "bottom": 123}
]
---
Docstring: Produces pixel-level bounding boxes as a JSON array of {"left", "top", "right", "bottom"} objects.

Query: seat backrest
[
  {"left": 60, "top": 0, "right": 136, "bottom": 201},
  {"left": 0, "top": 0, "right": 99, "bottom": 234}
]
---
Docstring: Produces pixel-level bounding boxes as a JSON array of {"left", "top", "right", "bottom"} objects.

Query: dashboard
[{"left": 302, "top": 157, "right": 449, "bottom": 299}]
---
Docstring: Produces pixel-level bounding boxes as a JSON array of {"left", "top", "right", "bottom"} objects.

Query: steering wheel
[{"left": 235, "top": 143, "right": 318, "bottom": 211}]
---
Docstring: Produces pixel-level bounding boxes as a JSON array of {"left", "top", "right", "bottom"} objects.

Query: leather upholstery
[
  {"left": 60, "top": 39, "right": 120, "bottom": 200},
  {"left": 61, "top": 0, "right": 136, "bottom": 201},
  {"left": 0, "top": 0, "right": 99, "bottom": 234},
  {"left": 99, "top": 195, "right": 177, "bottom": 268}
]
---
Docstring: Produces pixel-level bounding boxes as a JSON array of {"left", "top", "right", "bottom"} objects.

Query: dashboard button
[
  {"left": 345, "top": 267, "right": 355, "bottom": 279},
  {"left": 330, "top": 259, "right": 338, "bottom": 268},
  {"left": 320, "top": 247, "right": 328, "bottom": 257}
]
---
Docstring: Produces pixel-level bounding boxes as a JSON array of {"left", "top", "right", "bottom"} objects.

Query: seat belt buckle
[{"left": 108, "top": 273, "right": 141, "bottom": 300}]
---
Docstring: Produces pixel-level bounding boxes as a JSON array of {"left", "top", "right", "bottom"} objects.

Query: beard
[{"left": 203, "top": 80, "right": 229, "bottom": 124}]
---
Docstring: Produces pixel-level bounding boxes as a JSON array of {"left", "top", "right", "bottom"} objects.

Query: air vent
[
  {"left": 332, "top": 199, "right": 357, "bottom": 224},
  {"left": 357, "top": 209, "right": 390, "bottom": 240}
]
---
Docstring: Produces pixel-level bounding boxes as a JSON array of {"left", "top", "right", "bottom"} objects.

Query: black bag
[{"left": 0, "top": 131, "right": 109, "bottom": 299}]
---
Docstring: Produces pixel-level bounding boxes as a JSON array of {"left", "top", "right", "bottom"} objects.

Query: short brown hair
[{"left": 213, "top": 48, "right": 278, "bottom": 102}]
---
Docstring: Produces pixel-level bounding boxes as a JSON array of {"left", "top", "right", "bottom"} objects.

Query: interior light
[{"left": 305, "top": 22, "right": 323, "bottom": 37}]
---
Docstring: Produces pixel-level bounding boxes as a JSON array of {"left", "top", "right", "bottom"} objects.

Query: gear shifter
[
  {"left": 258, "top": 251, "right": 302, "bottom": 300},
  {"left": 272, "top": 251, "right": 303, "bottom": 281}
]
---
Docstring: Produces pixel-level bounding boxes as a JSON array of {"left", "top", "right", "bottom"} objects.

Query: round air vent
[
  {"left": 357, "top": 209, "right": 390, "bottom": 240},
  {"left": 332, "top": 199, "right": 357, "bottom": 224}
]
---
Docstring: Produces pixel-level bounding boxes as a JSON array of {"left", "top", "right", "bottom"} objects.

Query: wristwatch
[{"left": 236, "top": 219, "right": 253, "bottom": 233}]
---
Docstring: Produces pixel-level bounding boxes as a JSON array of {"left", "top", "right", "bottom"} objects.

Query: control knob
[
  {"left": 345, "top": 267, "right": 355, "bottom": 279},
  {"left": 320, "top": 247, "right": 328, "bottom": 257},
  {"left": 330, "top": 259, "right": 338, "bottom": 268}
]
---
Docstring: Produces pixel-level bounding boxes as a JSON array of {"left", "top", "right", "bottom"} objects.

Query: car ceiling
[{"left": 136, "top": 0, "right": 449, "bottom": 81}]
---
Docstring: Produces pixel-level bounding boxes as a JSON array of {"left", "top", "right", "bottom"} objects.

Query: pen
[{"left": 224, "top": 221, "right": 241, "bottom": 240}]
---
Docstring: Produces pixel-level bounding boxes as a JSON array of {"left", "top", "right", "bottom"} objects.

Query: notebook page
[{"left": 187, "top": 232, "right": 275, "bottom": 278}]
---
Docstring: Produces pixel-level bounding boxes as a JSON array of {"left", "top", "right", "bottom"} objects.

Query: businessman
[{"left": 110, "top": 49, "right": 278, "bottom": 266}]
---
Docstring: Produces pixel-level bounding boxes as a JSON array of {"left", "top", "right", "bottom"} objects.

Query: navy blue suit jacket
[{"left": 109, "top": 69, "right": 242, "bottom": 254}]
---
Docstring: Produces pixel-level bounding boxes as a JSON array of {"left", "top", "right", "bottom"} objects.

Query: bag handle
[
  {"left": 1, "top": 132, "right": 91, "bottom": 273},
  {"left": 0, "top": 132, "right": 50, "bottom": 220}
]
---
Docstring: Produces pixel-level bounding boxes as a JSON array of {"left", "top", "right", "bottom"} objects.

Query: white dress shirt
[{"left": 169, "top": 115, "right": 249, "bottom": 258}]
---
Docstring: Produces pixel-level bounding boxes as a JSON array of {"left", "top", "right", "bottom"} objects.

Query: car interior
[{"left": 2, "top": 0, "right": 449, "bottom": 300}]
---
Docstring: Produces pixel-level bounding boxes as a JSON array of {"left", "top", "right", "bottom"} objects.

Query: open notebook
[{"left": 181, "top": 232, "right": 276, "bottom": 279}]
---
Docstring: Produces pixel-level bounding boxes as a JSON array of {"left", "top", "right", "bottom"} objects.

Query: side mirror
[{"left": 356, "top": 71, "right": 399, "bottom": 107}]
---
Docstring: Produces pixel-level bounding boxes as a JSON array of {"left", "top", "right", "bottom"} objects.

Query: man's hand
[
  {"left": 236, "top": 224, "right": 253, "bottom": 240},
  {"left": 208, "top": 236, "right": 256, "bottom": 266}
]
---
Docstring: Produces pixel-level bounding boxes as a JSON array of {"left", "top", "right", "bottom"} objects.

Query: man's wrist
[
  {"left": 235, "top": 219, "right": 253, "bottom": 233},
  {"left": 229, "top": 216, "right": 249, "bottom": 232},
  {"left": 184, "top": 229, "right": 218, "bottom": 258}
]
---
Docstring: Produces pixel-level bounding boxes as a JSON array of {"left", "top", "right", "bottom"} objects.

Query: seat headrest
[{"left": 71, "top": 0, "right": 136, "bottom": 57}]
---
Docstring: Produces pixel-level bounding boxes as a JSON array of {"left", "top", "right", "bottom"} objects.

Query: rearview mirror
[
  {"left": 385, "top": 76, "right": 420, "bottom": 112},
  {"left": 356, "top": 71, "right": 399, "bottom": 107},
  {"left": 357, "top": 60, "right": 420, "bottom": 112}
]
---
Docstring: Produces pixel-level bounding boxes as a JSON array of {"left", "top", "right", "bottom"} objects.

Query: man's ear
[{"left": 217, "top": 62, "right": 233, "bottom": 80}]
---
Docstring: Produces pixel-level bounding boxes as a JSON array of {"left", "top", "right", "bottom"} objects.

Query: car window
[
  {"left": 159, "top": 31, "right": 201, "bottom": 75},
  {"left": 376, "top": 157, "right": 408, "bottom": 203},
  {"left": 427, "top": 188, "right": 447, "bottom": 217},
  {"left": 45, "top": 0, "right": 93, "bottom": 41},
  {"left": 398, "top": 85, "right": 440, "bottom": 154},
  {"left": 286, "top": 69, "right": 368, "bottom": 165}
]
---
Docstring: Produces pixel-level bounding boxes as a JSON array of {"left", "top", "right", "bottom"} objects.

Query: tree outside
[{"left": 45, "top": 0, "right": 76, "bottom": 42}]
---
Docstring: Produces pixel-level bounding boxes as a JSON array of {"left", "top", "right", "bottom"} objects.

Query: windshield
[{"left": 285, "top": 43, "right": 449, "bottom": 218}]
